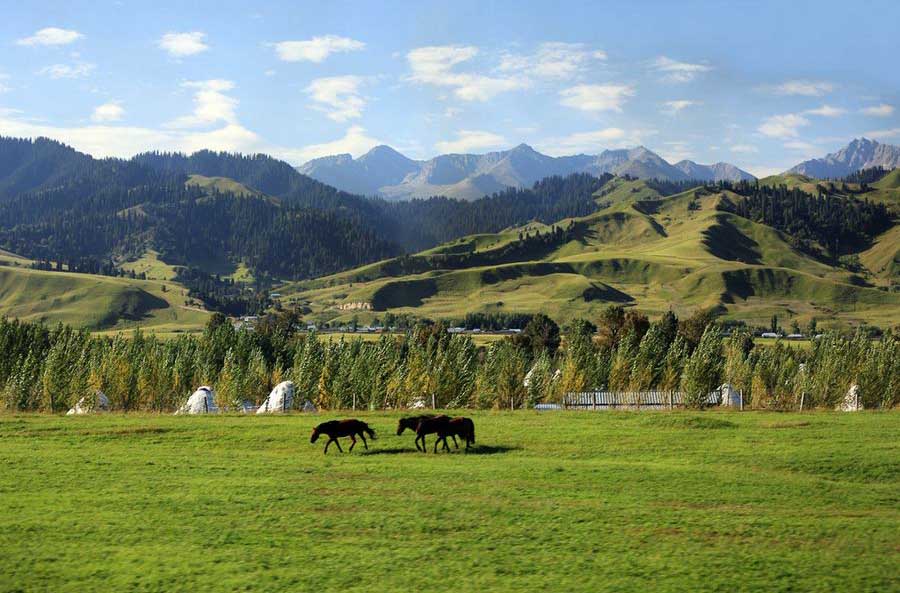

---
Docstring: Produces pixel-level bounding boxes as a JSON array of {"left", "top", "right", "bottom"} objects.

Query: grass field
[{"left": 1, "top": 411, "right": 897, "bottom": 592}]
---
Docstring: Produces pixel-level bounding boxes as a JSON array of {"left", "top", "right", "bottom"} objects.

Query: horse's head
[
  {"left": 396, "top": 418, "right": 409, "bottom": 435},
  {"left": 310, "top": 426, "right": 321, "bottom": 443}
]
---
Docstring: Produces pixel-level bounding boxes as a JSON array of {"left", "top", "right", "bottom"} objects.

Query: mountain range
[
  {"left": 0, "top": 134, "right": 898, "bottom": 330},
  {"left": 788, "top": 138, "right": 900, "bottom": 178},
  {"left": 299, "top": 143, "right": 757, "bottom": 201}
]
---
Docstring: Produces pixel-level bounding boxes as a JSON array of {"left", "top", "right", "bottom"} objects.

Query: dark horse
[
  {"left": 310, "top": 419, "right": 376, "bottom": 454},
  {"left": 415, "top": 416, "right": 475, "bottom": 453},
  {"left": 399, "top": 414, "right": 456, "bottom": 452},
  {"left": 443, "top": 417, "right": 476, "bottom": 451}
]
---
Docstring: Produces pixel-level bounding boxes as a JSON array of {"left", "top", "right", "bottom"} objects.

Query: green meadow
[{"left": 1, "top": 411, "right": 897, "bottom": 592}]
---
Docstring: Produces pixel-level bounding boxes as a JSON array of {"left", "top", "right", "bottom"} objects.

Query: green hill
[
  {"left": 281, "top": 179, "right": 900, "bottom": 329},
  {"left": 0, "top": 266, "right": 209, "bottom": 332}
]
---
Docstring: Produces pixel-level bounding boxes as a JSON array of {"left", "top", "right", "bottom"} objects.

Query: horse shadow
[{"left": 361, "top": 444, "right": 519, "bottom": 456}]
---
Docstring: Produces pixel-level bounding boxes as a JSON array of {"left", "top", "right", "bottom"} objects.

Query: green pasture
[{"left": 1, "top": 411, "right": 897, "bottom": 592}]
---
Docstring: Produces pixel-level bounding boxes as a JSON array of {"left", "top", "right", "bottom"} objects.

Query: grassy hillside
[
  {"left": 282, "top": 178, "right": 900, "bottom": 328},
  {"left": 118, "top": 250, "right": 181, "bottom": 281},
  {"left": 0, "top": 248, "right": 31, "bottom": 268},
  {"left": 0, "top": 266, "right": 208, "bottom": 332},
  {"left": 1, "top": 412, "right": 897, "bottom": 593},
  {"left": 186, "top": 174, "right": 279, "bottom": 204},
  {"left": 760, "top": 171, "right": 900, "bottom": 210}
]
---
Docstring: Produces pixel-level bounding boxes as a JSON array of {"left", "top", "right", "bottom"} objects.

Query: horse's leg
[
  {"left": 360, "top": 433, "right": 368, "bottom": 450},
  {"left": 349, "top": 434, "right": 357, "bottom": 452},
  {"left": 452, "top": 435, "right": 459, "bottom": 449},
  {"left": 324, "top": 438, "right": 332, "bottom": 454},
  {"left": 334, "top": 438, "right": 344, "bottom": 453},
  {"left": 443, "top": 436, "right": 450, "bottom": 452}
]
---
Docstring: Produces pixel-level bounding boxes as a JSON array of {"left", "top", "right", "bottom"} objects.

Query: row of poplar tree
[{"left": 0, "top": 308, "right": 897, "bottom": 413}]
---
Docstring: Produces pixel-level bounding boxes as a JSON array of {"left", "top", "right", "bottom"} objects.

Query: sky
[{"left": 0, "top": 0, "right": 898, "bottom": 176}]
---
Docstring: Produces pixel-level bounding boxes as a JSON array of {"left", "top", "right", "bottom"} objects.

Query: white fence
[{"left": 563, "top": 389, "right": 724, "bottom": 410}]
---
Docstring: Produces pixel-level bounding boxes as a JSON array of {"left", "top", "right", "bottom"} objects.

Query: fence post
[
  {"left": 799, "top": 392, "right": 804, "bottom": 412},
  {"left": 739, "top": 390, "right": 744, "bottom": 411},
  {"left": 668, "top": 390, "right": 673, "bottom": 410},
  {"left": 432, "top": 393, "right": 436, "bottom": 410},
  {"left": 353, "top": 392, "right": 357, "bottom": 411}
]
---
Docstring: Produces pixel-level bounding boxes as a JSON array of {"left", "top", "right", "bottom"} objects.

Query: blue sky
[{"left": 0, "top": 0, "right": 898, "bottom": 176}]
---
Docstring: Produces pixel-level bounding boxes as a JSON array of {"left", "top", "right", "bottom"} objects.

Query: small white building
[
  {"left": 175, "top": 386, "right": 219, "bottom": 415},
  {"left": 837, "top": 384, "right": 863, "bottom": 412},
  {"left": 256, "top": 381, "right": 295, "bottom": 413},
  {"left": 67, "top": 391, "right": 110, "bottom": 415},
  {"left": 718, "top": 383, "right": 742, "bottom": 407}
]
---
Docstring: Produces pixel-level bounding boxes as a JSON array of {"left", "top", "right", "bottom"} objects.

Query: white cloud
[
  {"left": 658, "top": 141, "right": 693, "bottom": 163},
  {"left": 652, "top": 56, "right": 712, "bottom": 83},
  {"left": 662, "top": 99, "right": 699, "bottom": 114},
  {"left": 407, "top": 45, "right": 528, "bottom": 102},
  {"left": 166, "top": 79, "right": 237, "bottom": 128},
  {"left": 861, "top": 104, "right": 894, "bottom": 117},
  {"left": 38, "top": 63, "right": 95, "bottom": 79},
  {"left": 435, "top": 130, "right": 507, "bottom": 153},
  {"left": 784, "top": 140, "right": 820, "bottom": 152},
  {"left": 287, "top": 126, "right": 381, "bottom": 162},
  {"left": 17, "top": 27, "right": 83, "bottom": 47},
  {"left": 559, "top": 84, "right": 634, "bottom": 112},
  {"left": 535, "top": 127, "right": 654, "bottom": 155},
  {"left": 758, "top": 113, "right": 809, "bottom": 138},
  {"left": 771, "top": 80, "right": 834, "bottom": 96},
  {"left": 157, "top": 32, "right": 209, "bottom": 57},
  {"left": 730, "top": 144, "right": 759, "bottom": 154},
  {"left": 306, "top": 76, "right": 366, "bottom": 122},
  {"left": 499, "top": 42, "right": 606, "bottom": 80},
  {"left": 864, "top": 128, "right": 900, "bottom": 140},
  {"left": 91, "top": 101, "right": 124, "bottom": 122},
  {"left": 803, "top": 105, "right": 845, "bottom": 117},
  {"left": 746, "top": 165, "right": 789, "bottom": 178},
  {"left": 273, "top": 35, "right": 365, "bottom": 63},
  {"left": 0, "top": 110, "right": 259, "bottom": 159}
]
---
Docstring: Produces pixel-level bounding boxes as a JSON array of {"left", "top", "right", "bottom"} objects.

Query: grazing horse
[
  {"left": 310, "top": 419, "right": 376, "bottom": 454},
  {"left": 397, "top": 414, "right": 458, "bottom": 451},
  {"left": 413, "top": 415, "right": 456, "bottom": 453},
  {"left": 441, "top": 417, "right": 476, "bottom": 451}
]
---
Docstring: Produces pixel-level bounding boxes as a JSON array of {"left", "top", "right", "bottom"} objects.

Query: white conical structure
[
  {"left": 66, "top": 391, "right": 110, "bottom": 415},
  {"left": 256, "top": 381, "right": 295, "bottom": 413},
  {"left": 838, "top": 384, "right": 863, "bottom": 411},
  {"left": 301, "top": 400, "right": 317, "bottom": 413},
  {"left": 175, "top": 386, "right": 219, "bottom": 415},
  {"left": 718, "top": 383, "right": 742, "bottom": 407}
]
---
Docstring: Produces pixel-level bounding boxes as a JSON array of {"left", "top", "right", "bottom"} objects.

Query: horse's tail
[
  {"left": 467, "top": 418, "right": 475, "bottom": 443},
  {"left": 364, "top": 423, "right": 377, "bottom": 440}
]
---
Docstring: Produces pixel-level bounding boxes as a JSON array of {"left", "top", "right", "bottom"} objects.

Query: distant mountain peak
[
  {"left": 510, "top": 142, "right": 538, "bottom": 153},
  {"left": 299, "top": 142, "right": 755, "bottom": 201},
  {"left": 361, "top": 144, "right": 409, "bottom": 159},
  {"left": 788, "top": 138, "right": 900, "bottom": 178}
]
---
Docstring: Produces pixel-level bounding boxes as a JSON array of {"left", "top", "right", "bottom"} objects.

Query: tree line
[
  {"left": 2, "top": 307, "right": 896, "bottom": 414},
  {"left": 714, "top": 180, "right": 892, "bottom": 259}
]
